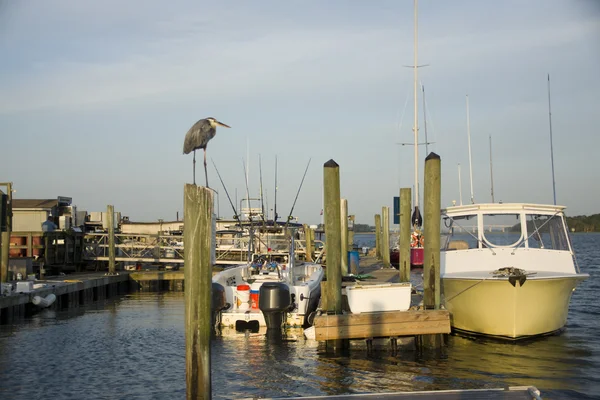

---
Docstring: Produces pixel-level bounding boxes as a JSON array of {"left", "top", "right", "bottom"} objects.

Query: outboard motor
[
  {"left": 259, "top": 282, "right": 291, "bottom": 336},
  {"left": 211, "top": 282, "right": 228, "bottom": 332}
]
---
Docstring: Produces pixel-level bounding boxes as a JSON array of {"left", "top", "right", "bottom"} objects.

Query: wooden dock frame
[{"left": 312, "top": 309, "right": 450, "bottom": 351}]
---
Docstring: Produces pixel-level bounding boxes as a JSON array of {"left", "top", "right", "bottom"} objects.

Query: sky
[{"left": 1, "top": 0, "right": 599, "bottom": 225}]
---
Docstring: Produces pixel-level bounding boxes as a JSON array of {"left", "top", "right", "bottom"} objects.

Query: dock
[
  {"left": 313, "top": 256, "right": 451, "bottom": 342},
  {"left": 0, "top": 272, "right": 130, "bottom": 323},
  {"left": 0, "top": 265, "right": 236, "bottom": 323}
]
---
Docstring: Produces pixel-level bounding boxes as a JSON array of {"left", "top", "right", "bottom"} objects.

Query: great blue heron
[{"left": 183, "top": 117, "right": 231, "bottom": 186}]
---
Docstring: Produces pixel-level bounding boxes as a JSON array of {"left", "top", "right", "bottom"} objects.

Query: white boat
[
  {"left": 212, "top": 232, "right": 324, "bottom": 331},
  {"left": 440, "top": 203, "right": 589, "bottom": 340}
]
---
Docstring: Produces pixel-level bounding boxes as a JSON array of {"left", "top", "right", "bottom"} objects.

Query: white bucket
[{"left": 235, "top": 284, "right": 251, "bottom": 309}]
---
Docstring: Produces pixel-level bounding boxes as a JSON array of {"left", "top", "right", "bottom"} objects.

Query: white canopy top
[{"left": 442, "top": 203, "right": 566, "bottom": 217}]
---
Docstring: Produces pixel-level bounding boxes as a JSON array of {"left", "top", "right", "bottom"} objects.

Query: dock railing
[
  {"left": 82, "top": 232, "right": 325, "bottom": 267},
  {"left": 9, "top": 231, "right": 84, "bottom": 268}
]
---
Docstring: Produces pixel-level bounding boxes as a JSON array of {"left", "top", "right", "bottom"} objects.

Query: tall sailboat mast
[
  {"left": 411, "top": 0, "right": 422, "bottom": 227},
  {"left": 422, "top": 83, "right": 429, "bottom": 156}
]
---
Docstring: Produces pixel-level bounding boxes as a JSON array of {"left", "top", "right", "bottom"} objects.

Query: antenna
[
  {"left": 466, "top": 94, "right": 475, "bottom": 204},
  {"left": 458, "top": 163, "right": 463, "bottom": 206},
  {"left": 489, "top": 135, "right": 495, "bottom": 203},
  {"left": 246, "top": 138, "right": 250, "bottom": 208},
  {"left": 274, "top": 156, "right": 278, "bottom": 222},
  {"left": 548, "top": 74, "right": 557, "bottom": 205},
  {"left": 259, "top": 154, "right": 266, "bottom": 224}
]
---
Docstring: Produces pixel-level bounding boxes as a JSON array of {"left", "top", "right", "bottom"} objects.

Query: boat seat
[{"left": 447, "top": 240, "right": 469, "bottom": 250}]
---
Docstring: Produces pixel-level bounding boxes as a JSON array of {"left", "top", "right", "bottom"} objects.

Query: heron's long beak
[{"left": 215, "top": 120, "right": 231, "bottom": 128}]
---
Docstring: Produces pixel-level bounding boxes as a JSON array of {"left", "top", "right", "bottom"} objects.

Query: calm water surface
[{"left": 0, "top": 234, "right": 598, "bottom": 399}]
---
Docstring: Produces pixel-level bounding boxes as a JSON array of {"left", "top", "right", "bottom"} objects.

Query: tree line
[{"left": 566, "top": 214, "right": 600, "bottom": 232}]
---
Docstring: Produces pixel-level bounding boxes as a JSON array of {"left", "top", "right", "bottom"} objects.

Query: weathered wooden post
[
  {"left": 399, "top": 188, "right": 412, "bottom": 283},
  {"left": 107, "top": 205, "right": 116, "bottom": 274},
  {"left": 0, "top": 189, "right": 5, "bottom": 283},
  {"left": 303, "top": 224, "right": 314, "bottom": 262},
  {"left": 309, "top": 226, "right": 316, "bottom": 262},
  {"left": 374, "top": 214, "right": 381, "bottom": 259},
  {"left": 324, "top": 160, "right": 342, "bottom": 315},
  {"left": 184, "top": 184, "right": 214, "bottom": 400},
  {"left": 421, "top": 152, "right": 442, "bottom": 349},
  {"left": 44, "top": 235, "right": 50, "bottom": 267},
  {"left": 382, "top": 206, "right": 391, "bottom": 268},
  {"left": 1, "top": 182, "right": 12, "bottom": 283},
  {"left": 340, "top": 199, "right": 349, "bottom": 276}
]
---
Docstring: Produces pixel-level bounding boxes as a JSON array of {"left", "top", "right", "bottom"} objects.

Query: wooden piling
[
  {"left": 324, "top": 160, "right": 342, "bottom": 315},
  {"left": 340, "top": 199, "right": 348, "bottom": 276},
  {"left": 399, "top": 188, "right": 412, "bottom": 283},
  {"left": 323, "top": 160, "right": 346, "bottom": 350},
  {"left": 1, "top": 182, "right": 12, "bottom": 283},
  {"left": 303, "top": 224, "right": 314, "bottom": 262},
  {"left": 184, "top": 184, "right": 214, "bottom": 400},
  {"left": 382, "top": 206, "right": 391, "bottom": 268},
  {"left": 0, "top": 190, "right": 4, "bottom": 283},
  {"left": 107, "top": 205, "right": 116, "bottom": 274},
  {"left": 421, "top": 152, "right": 442, "bottom": 349},
  {"left": 374, "top": 214, "right": 381, "bottom": 259}
]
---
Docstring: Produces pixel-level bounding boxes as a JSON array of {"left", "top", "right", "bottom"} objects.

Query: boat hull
[
  {"left": 390, "top": 248, "right": 424, "bottom": 269},
  {"left": 443, "top": 275, "right": 586, "bottom": 339}
]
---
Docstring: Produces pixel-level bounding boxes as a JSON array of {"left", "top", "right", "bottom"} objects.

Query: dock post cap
[
  {"left": 324, "top": 159, "right": 339, "bottom": 168},
  {"left": 425, "top": 152, "right": 440, "bottom": 161}
]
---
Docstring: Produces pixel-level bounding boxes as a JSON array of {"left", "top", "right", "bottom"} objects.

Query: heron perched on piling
[{"left": 183, "top": 117, "right": 231, "bottom": 187}]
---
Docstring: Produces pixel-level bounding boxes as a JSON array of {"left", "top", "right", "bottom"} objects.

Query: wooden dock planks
[{"left": 313, "top": 309, "right": 450, "bottom": 340}]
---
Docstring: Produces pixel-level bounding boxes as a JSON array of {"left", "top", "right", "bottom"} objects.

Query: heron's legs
[
  {"left": 193, "top": 150, "right": 196, "bottom": 185},
  {"left": 203, "top": 148, "right": 209, "bottom": 188}
]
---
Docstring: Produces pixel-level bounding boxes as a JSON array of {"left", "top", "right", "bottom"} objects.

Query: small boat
[
  {"left": 390, "top": 229, "right": 424, "bottom": 269},
  {"left": 441, "top": 202, "right": 589, "bottom": 340},
  {"left": 212, "top": 231, "right": 324, "bottom": 332}
]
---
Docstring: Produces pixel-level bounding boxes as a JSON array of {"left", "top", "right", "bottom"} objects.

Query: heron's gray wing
[{"left": 183, "top": 119, "right": 209, "bottom": 154}]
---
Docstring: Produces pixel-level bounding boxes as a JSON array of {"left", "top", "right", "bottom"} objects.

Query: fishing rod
[
  {"left": 210, "top": 158, "right": 240, "bottom": 225},
  {"left": 284, "top": 158, "right": 312, "bottom": 230},
  {"left": 242, "top": 158, "right": 256, "bottom": 259},
  {"left": 258, "top": 154, "right": 267, "bottom": 226}
]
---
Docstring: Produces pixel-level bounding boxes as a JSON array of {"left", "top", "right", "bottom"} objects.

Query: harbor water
[{"left": 0, "top": 234, "right": 598, "bottom": 399}]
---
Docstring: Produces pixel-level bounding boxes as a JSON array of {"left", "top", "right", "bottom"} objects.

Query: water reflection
[{"left": 440, "top": 334, "right": 590, "bottom": 391}]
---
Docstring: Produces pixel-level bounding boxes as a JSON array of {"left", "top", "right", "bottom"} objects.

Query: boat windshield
[
  {"left": 481, "top": 213, "right": 522, "bottom": 247},
  {"left": 525, "top": 213, "right": 570, "bottom": 250},
  {"left": 442, "top": 214, "right": 479, "bottom": 250}
]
